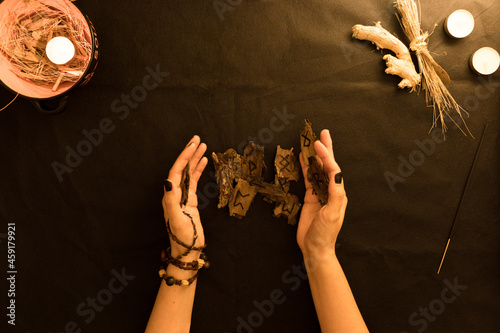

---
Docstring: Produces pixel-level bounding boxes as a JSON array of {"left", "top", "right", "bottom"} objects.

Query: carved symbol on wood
[
  {"left": 312, "top": 172, "right": 323, "bottom": 184},
  {"left": 248, "top": 160, "right": 257, "bottom": 174},
  {"left": 281, "top": 202, "right": 296, "bottom": 215},
  {"left": 277, "top": 177, "right": 289, "bottom": 188},
  {"left": 233, "top": 190, "right": 250, "bottom": 210},
  {"left": 278, "top": 155, "right": 291, "bottom": 172},
  {"left": 301, "top": 134, "right": 311, "bottom": 148},
  {"left": 301, "top": 120, "right": 328, "bottom": 205}
]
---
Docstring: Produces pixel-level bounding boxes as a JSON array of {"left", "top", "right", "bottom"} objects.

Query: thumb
[
  {"left": 162, "top": 180, "right": 184, "bottom": 224},
  {"left": 314, "top": 140, "right": 346, "bottom": 215},
  {"left": 324, "top": 176, "right": 347, "bottom": 218}
]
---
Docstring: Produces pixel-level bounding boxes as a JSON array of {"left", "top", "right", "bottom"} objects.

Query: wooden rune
[
  {"left": 300, "top": 119, "right": 329, "bottom": 206},
  {"left": 300, "top": 119, "right": 318, "bottom": 167},
  {"left": 274, "top": 146, "right": 300, "bottom": 193},
  {"left": 180, "top": 161, "right": 190, "bottom": 206},
  {"left": 212, "top": 142, "right": 301, "bottom": 224},
  {"left": 212, "top": 149, "right": 242, "bottom": 209},
  {"left": 247, "top": 176, "right": 287, "bottom": 203},
  {"left": 228, "top": 178, "right": 257, "bottom": 219},
  {"left": 307, "top": 157, "right": 329, "bottom": 205},
  {"left": 273, "top": 193, "right": 301, "bottom": 225},
  {"left": 242, "top": 142, "right": 266, "bottom": 179}
]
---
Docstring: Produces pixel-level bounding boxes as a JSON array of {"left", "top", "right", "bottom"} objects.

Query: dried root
[{"left": 352, "top": 22, "right": 421, "bottom": 91}]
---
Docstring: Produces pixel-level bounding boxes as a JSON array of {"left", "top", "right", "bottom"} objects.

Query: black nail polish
[
  {"left": 334, "top": 172, "right": 343, "bottom": 184},
  {"left": 164, "top": 180, "right": 172, "bottom": 192}
]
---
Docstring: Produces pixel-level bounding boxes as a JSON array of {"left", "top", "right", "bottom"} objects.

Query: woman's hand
[
  {"left": 296, "top": 131, "right": 369, "bottom": 333},
  {"left": 162, "top": 135, "right": 208, "bottom": 257},
  {"left": 146, "top": 135, "right": 208, "bottom": 333},
  {"left": 297, "top": 129, "right": 347, "bottom": 261}
]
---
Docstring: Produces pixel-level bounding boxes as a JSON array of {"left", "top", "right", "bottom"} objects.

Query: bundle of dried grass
[
  {"left": 396, "top": 0, "right": 472, "bottom": 138},
  {"left": 0, "top": 0, "right": 91, "bottom": 91}
]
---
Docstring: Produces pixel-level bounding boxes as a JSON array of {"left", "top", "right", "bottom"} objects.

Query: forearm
[
  {"left": 304, "top": 253, "right": 369, "bottom": 333},
  {"left": 146, "top": 251, "right": 200, "bottom": 333}
]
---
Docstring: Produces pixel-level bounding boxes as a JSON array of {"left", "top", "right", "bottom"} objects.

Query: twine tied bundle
[
  {"left": 396, "top": 0, "right": 472, "bottom": 138},
  {"left": 0, "top": 0, "right": 91, "bottom": 91}
]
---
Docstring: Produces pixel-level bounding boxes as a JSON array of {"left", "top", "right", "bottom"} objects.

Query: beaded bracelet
[
  {"left": 158, "top": 251, "right": 209, "bottom": 287},
  {"left": 162, "top": 248, "right": 210, "bottom": 271},
  {"left": 160, "top": 210, "right": 210, "bottom": 287},
  {"left": 159, "top": 269, "right": 199, "bottom": 287}
]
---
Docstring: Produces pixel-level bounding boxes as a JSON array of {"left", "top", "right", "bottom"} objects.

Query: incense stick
[{"left": 437, "top": 124, "right": 488, "bottom": 274}]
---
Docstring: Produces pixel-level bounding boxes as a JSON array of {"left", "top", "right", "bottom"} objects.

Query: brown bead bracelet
[
  {"left": 158, "top": 269, "right": 199, "bottom": 287},
  {"left": 158, "top": 252, "right": 209, "bottom": 287},
  {"left": 162, "top": 248, "right": 210, "bottom": 271},
  {"left": 160, "top": 210, "right": 210, "bottom": 287}
]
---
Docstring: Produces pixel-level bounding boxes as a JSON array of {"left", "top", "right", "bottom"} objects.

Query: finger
[
  {"left": 319, "top": 129, "right": 334, "bottom": 158},
  {"left": 313, "top": 154, "right": 323, "bottom": 171},
  {"left": 188, "top": 142, "right": 207, "bottom": 196},
  {"left": 189, "top": 142, "right": 207, "bottom": 175},
  {"left": 162, "top": 180, "right": 184, "bottom": 223},
  {"left": 185, "top": 158, "right": 207, "bottom": 208},
  {"left": 168, "top": 135, "right": 201, "bottom": 185},
  {"left": 314, "top": 140, "right": 341, "bottom": 178},
  {"left": 299, "top": 152, "right": 313, "bottom": 190},
  {"left": 324, "top": 188, "right": 348, "bottom": 222},
  {"left": 190, "top": 156, "right": 208, "bottom": 193},
  {"left": 315, "top": 141, "right": 346, "bottom": 215},
  {"left": 342, "top": 194, "right": 348, "bottom": 213}
]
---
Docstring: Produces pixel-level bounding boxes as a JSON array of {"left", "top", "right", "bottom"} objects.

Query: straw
[{"left": 396, "top": 0, "right": 472, "bottom": 138}]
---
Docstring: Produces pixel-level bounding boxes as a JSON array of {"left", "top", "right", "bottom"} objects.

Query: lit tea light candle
[
  {"left": 470, "top": 47, "right": 500, "bottom": 75},
  {"left": 445, "top": 9, "right": 474, "bottom": 38},
  {"left": 45, "top": 36, "right": 75, "bottom": 65}
]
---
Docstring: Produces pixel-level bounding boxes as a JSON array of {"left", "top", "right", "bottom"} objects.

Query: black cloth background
[{"left": 1, "top": 0, "right": 499, "bottom": 332}]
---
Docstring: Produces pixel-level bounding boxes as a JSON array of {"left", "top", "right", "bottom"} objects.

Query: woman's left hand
[{"left": 162, "top": 135, "right": 208, "bottom": 257}]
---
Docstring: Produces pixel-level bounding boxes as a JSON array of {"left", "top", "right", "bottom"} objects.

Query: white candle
[
  {"left": 470, "top": 47, "right": 500, "bottom": 75},
  {"left": 45, "top": 37, "right": 75, "bottom": 65},
  {"left": 445, "top": 9, "right": 474, "bottom": 38}
]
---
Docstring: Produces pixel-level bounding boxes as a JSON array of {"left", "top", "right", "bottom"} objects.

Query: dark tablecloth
[{"left": 1, "top": 0, "right": 499, "bottom": 332}]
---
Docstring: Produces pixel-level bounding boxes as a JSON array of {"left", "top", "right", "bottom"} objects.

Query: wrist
[
  {"left": 160, "top": 248, "right": 208, "bottom": 286},
  {"left": 166, "top": 261, "right": 199, "bottom": 280},
  {"left": 170, "top": 246, "right": 201, "bottom": 259},
  {"left": 160, "top": 210, "right": 208, "bottom": 287},
  {"left": 302, "top": 250, "right": 339, "bottom": 274},
  {"left": 167, "top": 248, "right": 203, "bottom": 276},
  {"left": 301, "top": 243, "right": 337, "bottom": 263}
]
